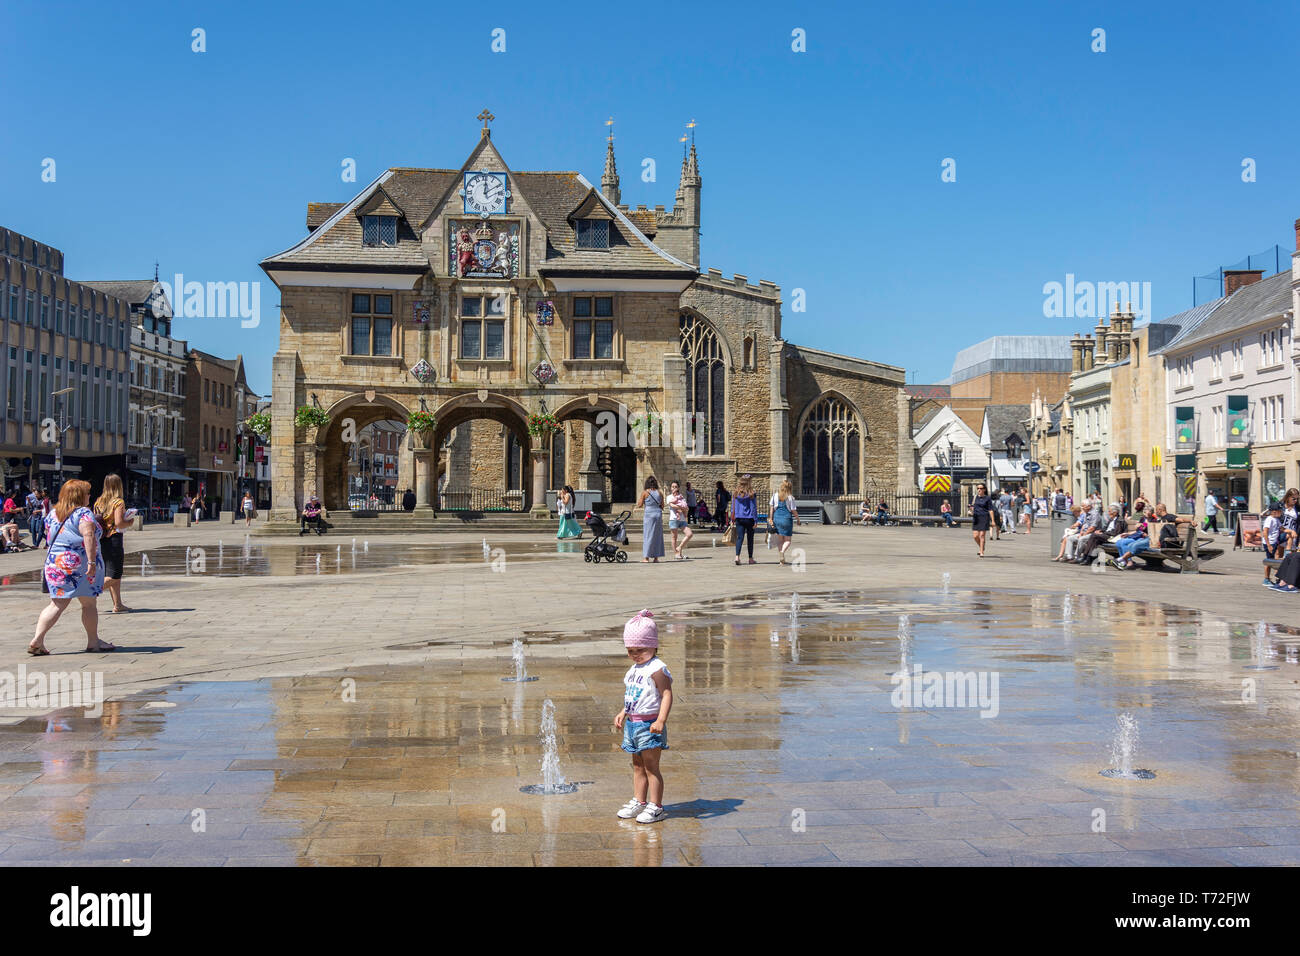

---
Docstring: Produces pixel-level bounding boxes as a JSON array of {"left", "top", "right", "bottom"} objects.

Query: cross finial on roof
[{"left": 477, "top": 109, "right": 495, "bottom": 136}]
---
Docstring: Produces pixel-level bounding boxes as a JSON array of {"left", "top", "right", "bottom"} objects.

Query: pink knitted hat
[{"left": 623, "top": 610, "right": 659, "bottom": 648}]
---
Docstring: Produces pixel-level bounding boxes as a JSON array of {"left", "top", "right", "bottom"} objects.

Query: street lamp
[
  {"left": 51, "top": 387, "right": 75, "bottom": 489},
  {"left": 947, "top": 439, "right": 956, "bottom": 501},
  {"left": 143, "top": 403, "right": 165, "bottom": 523}
]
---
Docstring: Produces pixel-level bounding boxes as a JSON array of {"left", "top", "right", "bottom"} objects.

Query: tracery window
[
  {"left": 678, "top": 312, "right": 725, "bottom": 455},
  {"left": 800, "top": 396, "right": 862, "bottom": 496}
]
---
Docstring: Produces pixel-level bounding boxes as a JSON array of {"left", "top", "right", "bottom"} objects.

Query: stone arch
[
  {"left": 548, "top": 394, "right": 639, "bottom": 501},
  {"left": 313, "top": 392, "right": 414, "bottom": 510},
  {"left": 794, "top": 391, "right": 867, "bottom": 498}
]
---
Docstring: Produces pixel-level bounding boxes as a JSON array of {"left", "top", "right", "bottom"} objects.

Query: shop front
[{"left": 1202, "top": 447, "right": 1251, "bottom": 532}]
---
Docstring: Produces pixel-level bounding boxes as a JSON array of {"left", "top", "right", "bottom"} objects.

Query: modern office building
[{"left": 0, "top": 228, "right": 130, "bottom": 494}]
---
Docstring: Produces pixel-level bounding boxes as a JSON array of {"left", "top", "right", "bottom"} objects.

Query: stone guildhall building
[{"left": 259, "top": 115, "right": 908, "bottom": 522}]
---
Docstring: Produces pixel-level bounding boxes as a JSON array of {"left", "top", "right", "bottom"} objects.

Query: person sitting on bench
[
  {"left": 300, "top": 495, "right": 325, "bottom": 535},
  {"left": 1108, "top": 502, "right": 1150, "bottom": 570},
  {"left": 1074, "top": 505, "right": 1124, "bottom": 564},
  {"left": 874, "top": 500, "right": 891, "bottom": 526}
]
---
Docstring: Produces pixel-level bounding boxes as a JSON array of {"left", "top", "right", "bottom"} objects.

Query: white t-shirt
[
  {"left": 623, "top": 657, "right": 672, "bottom": 717},
  {"left": 1264, "top": 514, "right": 1281, "bottom": 545}
]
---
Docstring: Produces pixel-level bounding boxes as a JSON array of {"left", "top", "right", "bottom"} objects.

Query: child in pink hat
[{"left": 613, "top": 609, "right": 673, "bottom": 824}]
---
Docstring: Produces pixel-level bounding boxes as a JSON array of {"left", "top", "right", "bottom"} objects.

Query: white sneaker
[
  {"left": 635, "top": 803, "right": 666, "bottom": 824},
  {"left": 617, "top": 799, "right": 647, "bottom": 820}
]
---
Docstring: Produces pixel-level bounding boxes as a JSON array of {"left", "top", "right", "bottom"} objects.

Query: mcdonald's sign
[
  {"left": 1151, "top": 445, "right": 1162, "bottom": 469},
  {"left": 1114, "top": 453, "right": 1137, "bottom": 471},
  {"left": 923, "top": 474, "right": 952, "bottom": 493}
]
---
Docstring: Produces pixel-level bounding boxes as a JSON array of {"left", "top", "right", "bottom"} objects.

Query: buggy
[{"left": 583, "top": 510, "right": 629, "bottom": 563}]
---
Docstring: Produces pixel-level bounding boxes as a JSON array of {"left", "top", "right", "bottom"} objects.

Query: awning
[
  {"left": 991, "top": 459, "right": 1027, "bottom": 478},
  {"left": 128, "top": 467, "right": 191, "bottom": 482}
]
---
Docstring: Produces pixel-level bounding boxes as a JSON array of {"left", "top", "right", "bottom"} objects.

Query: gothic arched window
[
  {"left": 679, "top": 312, "right": 725, "bottom": 455},
  {"left": 800, "top": 396, "right": 862, "bottom": 496}
]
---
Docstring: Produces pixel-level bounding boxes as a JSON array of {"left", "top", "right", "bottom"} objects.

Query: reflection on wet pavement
[
  {"left": 0, "top": 540, "right": 582, "bottom": 588},
  {"left": 2, "top": 588, "right": 1300, "bottom": 866}
]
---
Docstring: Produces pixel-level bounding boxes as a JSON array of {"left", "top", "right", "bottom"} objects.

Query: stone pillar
[
  {"left": 414, "top": 449, "right": 433, "bottom": 509},
  {"left": 529, "top": 446, "right": 549, "bottom": 519},
  {"left": 579, "top": 420, "right": 601, "bottom": 490},
  {"left": 895, "top": 389, "right": 916, "bottom": 490}
]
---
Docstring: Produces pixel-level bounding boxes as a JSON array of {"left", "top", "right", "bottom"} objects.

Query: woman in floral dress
[{"left": 28, "top": 479, "right": 115, "bottom": 655}]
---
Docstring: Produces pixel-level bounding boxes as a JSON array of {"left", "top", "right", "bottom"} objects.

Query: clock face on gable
[{"left": 462, "top": 171, "right": 508, "bottom": 216}]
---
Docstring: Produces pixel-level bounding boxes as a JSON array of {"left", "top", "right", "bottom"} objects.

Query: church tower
[{"left": 654, "top": 138, "right": 701, "bottom": 267}]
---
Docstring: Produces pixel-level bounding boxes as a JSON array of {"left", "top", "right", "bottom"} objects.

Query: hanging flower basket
[
  {"left": 244, "top": 411, "right": 271, "bottom": 438},
  {"left": 294, "top": 406, "right": 330, "bottom": 430},
  {"left": 629, "top": 414, "right": 660, "bottom": 436},
  {"left": 406, "top": 410, "right": 437, "bottom": 432},
  {"left": 527, "top": 412, "right": 561, "bottom": 438}
]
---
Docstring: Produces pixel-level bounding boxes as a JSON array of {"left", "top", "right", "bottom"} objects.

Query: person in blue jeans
[
  {"left": 940, "top": 499, "right": 955, "bottom": 527},
  {"left": 731, "top": 475, "right": 758, "bottom": 565}
]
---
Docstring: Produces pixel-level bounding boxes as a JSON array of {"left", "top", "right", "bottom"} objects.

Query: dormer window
[
  {"left": 576, "top": 219, "right": 609, "bottom": 249},
  {"left": 362, "top": 215, "right": 398, "bottom": 247}
]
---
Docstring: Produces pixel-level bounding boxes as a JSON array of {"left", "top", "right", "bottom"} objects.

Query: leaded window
[
  {"left": 362, "top": 215, "right": 398, "bottom": 247},
  {"left": 678, "top": 311, "right": 725, "bottom": 454},
  {"left": 576, "top": 219, "right": 609, "bottom": 249},
  {"left": 799, "top": 396, "right": 862, "bottom": 497}
]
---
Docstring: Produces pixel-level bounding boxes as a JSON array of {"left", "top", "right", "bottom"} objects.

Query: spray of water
[
  {"left": 941, "top": 572, "right": 950, "bottom": 595},
  {"left": 1100, "top": 712, "right": 1156, "bottom": 779},
  {"left": 520, "top": 699, "right": 578, "bottom": 795},
  {"left": 184, "top": 546, "right": 191, "bottom": 576},
  {"left": 502, "top": 638, "right": 538, "bottom": 682}
]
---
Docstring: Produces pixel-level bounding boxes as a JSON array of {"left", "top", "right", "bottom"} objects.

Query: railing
[
  {"left": 843, "top": 486, "right": 976, "bottom": 518},
  {"left": 438, "top": 487, "right": 527, "bottom": 513},
  {"left": 347, "top": 499, "right": 405, "bottom": 512}
]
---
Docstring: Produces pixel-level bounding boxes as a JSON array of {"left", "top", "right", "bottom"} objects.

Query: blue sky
[{"left": 3, "top": 0, "right": 1296, "bottom": 395}]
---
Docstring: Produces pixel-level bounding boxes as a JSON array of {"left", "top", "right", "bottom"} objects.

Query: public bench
[
  {"left": 849, "top": 513, "right": 970, "bottom": 527},
  {"left": 1099, "top": 525, "right": 1224, "bottom": 573}
]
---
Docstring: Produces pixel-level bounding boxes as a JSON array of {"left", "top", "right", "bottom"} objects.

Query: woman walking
[
  {"left": 637, "top": 477, "right": 665, "bottom": 563},
  {"left": 714, "top": 480, "right": 731, "bottom": 532},
  {"left": 731, "top": 475, "right": 758, "bottom": 565},
  {"left": 665, "top": 480, "right": 693, "bottom": 559},
  {"left": 769, "top": 478, "right": 801, "bottom": 565},
  {"left": 94, "top": 474, "right": 132, "bottom": 614},
  {"left": 240, "top": 490, "right": 256, "bottom": 529},
  {"left": 28, "top": 480, "right": 115, "bottom": 655},
  {"left": 970, "top": 483, "right": 994, "bottom": 558},
  {"left": 556, "top": 485, "right": 582, "bottom": 539}
]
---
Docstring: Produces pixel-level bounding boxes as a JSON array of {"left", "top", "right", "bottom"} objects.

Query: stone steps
[{"left": 257, "top": 512, "right": 554, "bottom": 535}]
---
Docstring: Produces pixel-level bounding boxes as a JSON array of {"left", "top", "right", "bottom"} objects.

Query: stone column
[
  {"left": 529, "top": 446, "right": 549, "bottom": 519},
  {"left": 579, "top": 420, "right": 602, "bottom": 490},
  {"left": 414, "top": 449, "right": 433, "bottom": 509}
]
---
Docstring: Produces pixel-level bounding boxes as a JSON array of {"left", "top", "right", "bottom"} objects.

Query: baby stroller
[{"left": 583, "top": 510, "right": 629, "bottom": 563}]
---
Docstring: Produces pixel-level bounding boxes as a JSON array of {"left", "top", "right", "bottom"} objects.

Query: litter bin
[
  {"left": 1049, "top": 510, "right": 1073, "bottom": 556},
  {"left": 824, "top": 501, "right": 846, "bottom": 525}
]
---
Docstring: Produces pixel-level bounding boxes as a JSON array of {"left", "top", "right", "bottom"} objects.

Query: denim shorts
[
  {"left": 622, "top": 718, "right": 668, "bottom": 753},
  {"left": 668, "top": 518, "right": 687, "bottom": 530}
]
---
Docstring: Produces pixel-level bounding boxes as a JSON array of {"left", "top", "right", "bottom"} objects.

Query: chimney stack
[
  {"left": 1294, "top": 217, "right": 1299, "bottom": 253},
  {"left": 1070, "top": 333, "right": 1086, "bottom": 373},
  {"left": 1223, "top": 269, "right": 1264, "bottom": 296},
  {"left": 1081, "top": 333, "right": 1095, "bottom": 370}
]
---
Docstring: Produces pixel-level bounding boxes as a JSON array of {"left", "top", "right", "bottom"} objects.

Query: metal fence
[
  {"left": 438, "top": 487, "right": 527, "bottom": 513},
  {"left": 856, "top": 486, "right": 975, "bottom": 519}
]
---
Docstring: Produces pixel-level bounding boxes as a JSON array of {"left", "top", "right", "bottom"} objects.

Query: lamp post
[
  {"left": 51, "top": 386, "right": 75, "bottom": 489},
  {"left": 947, "top": 439, "right": 955, "bottom": 503},
  {"left": 143, "top": 403, "right": 165, "bottom": 523}
]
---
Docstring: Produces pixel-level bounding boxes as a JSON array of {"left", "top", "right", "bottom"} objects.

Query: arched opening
[
  {"left": 548, "top": 396, "right": 640, "bottom": 506},
  {"left": 797, "top": 394, "right": 864, "bottom": 497},
  {"left": 315, "top": 394, "right": 412, "bottom": 511},
  {"left": 679, "top": 311, "right": 727, "bottom": 455},
  {"left": 432, "top": 395, "right": 531, "bottom": 512}
]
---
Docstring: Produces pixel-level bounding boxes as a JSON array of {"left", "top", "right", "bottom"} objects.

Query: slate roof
[
  {"left": 1153, "top": 271, "right": 1290, "bottom": 354},
  {"left": 263, "top": 158, "right": 694, "bottom": 278},
  {"left": 82, "top": 280, "right": 156, "bottom": 307},
  {"left": 981, "top": 404, "right": 1031, "bottom": 447}
]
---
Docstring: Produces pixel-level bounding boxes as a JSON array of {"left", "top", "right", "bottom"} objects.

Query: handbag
[
  {"left": 722, "top": 522, "right": 736, "bottom": 545},
  {"left": 40, "top": 513, "right": 71, "bottom": 594}
]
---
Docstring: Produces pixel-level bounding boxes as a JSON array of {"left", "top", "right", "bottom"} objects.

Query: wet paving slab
[
  {"left": 0, "top": 539, "right": 582, "bottom": 588},
  {"left": 2, "top": 587, "right": 1300, "bottom": 866}
]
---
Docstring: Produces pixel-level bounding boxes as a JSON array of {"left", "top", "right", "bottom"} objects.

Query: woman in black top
[{"left": 970, "top": 483, "right": 994, "bottom": 557}]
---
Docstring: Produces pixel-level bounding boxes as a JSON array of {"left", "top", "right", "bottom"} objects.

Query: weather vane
[{"left": 606, "top": 116, "right": 614, "bottom": 143}]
